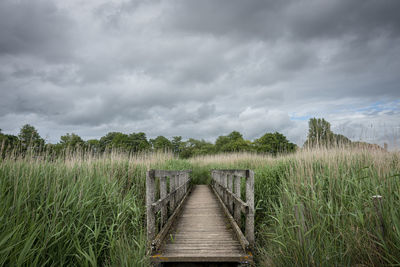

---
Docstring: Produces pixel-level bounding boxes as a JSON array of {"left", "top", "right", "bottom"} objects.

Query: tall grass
[
  {"left": 0, "top": 151, "right": 177, "bottom": 266},
  {"left": 190, "top": 148, "right": 400, "bottom": 266},
  {"left": 1, "top": 148, "right": 399, "bottom": 266}
]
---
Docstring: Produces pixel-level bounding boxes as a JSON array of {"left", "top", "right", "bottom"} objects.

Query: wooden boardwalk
[
  {"left": 147, "top": 170, "right": 254, "bottom": 264},
  {"left": 154, "top": 185, "right": 250, "bottom": 262}
]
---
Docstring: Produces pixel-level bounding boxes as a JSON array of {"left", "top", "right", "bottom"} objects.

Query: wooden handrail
[
  {"left": 211, "top": 169, "right": 254, "bottom": 247},
  {"left": 151, "top": 180, "right": 191, "bottom": 212},
  {"left": 213, "top": 181, "right": 249, "bottom": 214},
  {"left": 146, "top": 169, "right": 192, "bottom": 246}
]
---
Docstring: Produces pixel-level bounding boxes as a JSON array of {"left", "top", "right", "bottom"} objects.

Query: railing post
[
  {"left": 234, "top": 175, "right": 241, "bottom": 227},
  {"left": 227, "top": 174, "right": 233, "bottom": 213},
  {"left": 179, "top": 173, "right": 184, "bottom": 201},
  {"left": 223, "top": 172, "right": 228, "bottom": 205},
  {"left": 170, "top": 174, "right": 176, "bottom": 212},
  {"left": 216, "top": 172, "right": 221, "bottom": 196},
  {"left": 146, "top": 170, "right": 156, "bottom": 241},
  {"left": 175, "top": 174, "right": 180, "bottom": 206},
  {"left": 160, "top": 176, "right": 167, "bottom": 227},
  {"left": 185, "top": 172, "right": 189, "bottom": 194},
  {"left": 246, "top": 170, "right": 255, "bottom": 246},
  {"left": 214, "top": 171, "right": 221, "bottom": 196}
]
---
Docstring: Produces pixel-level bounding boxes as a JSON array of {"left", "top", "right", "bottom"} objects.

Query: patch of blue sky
[{"left": 352, "top": 100, "right": 400, "bottom": 114}]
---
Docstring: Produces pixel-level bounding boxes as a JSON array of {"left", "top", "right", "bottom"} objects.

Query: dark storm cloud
[
  {"left": 165, "top": 0, "right": 400, "bottom": 41},
  {"left": 0, "top": 0, "right": 75, "bottom": 62},
  {"left": 0, "top": 0, "right": 399, "bottom": 146}
]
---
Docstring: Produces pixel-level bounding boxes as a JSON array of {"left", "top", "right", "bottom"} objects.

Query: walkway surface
[{"left": 155, "top": 185, "right": 250, "bottom": 262}]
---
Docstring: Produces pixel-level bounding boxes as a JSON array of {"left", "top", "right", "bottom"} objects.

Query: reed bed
[
  {"left": 190, "top": 148, "right": 400, "bottom": 266},
  {"left": 1, "top": 148, "right": 399, "bottom": 266}
]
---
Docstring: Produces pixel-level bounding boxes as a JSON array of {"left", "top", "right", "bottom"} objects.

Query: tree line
[
  {"left": 0, "top": 125, "right": 297, "bottom": 158},
  {"left": 0, "top": 117, "right": 384, "bottom": 158}
]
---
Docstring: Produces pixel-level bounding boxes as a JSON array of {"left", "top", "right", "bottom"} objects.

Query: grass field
[{"left": 1, "top": 148, "right": 399, "bottom": 266}]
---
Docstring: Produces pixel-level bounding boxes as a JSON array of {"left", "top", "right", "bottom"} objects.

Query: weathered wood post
[
  {"left": 160, "top": 176, "right": 167, "bottom": 227},
  {"left": 215, "top": 172, "right": 222, "bottom": 197},
  {"left": 246, "top": 170, "right": 255, "bottom": 246},
  {"left": 223, "top": 172, "right": 228, "bottom": 205},
  {"left": 234, "top": 175, "right": 241, "bottom": 227},
  {"left": 179, "top": 172, "right": 184, "bottom": 202},
  {"left": 146, "top": 170, "right": 156, "bottom": 241},
  {"left": 227, "top": 174, "right": 234, "bottom": 213},
  {"left": 170, "top": 174, "right": 176, "bottom": 213},
  {"left": 174, "top": 174, "right": 180, "bottom": 210},
  {"left": 185, "top": 172, "right": 189, "bottom": 194}
]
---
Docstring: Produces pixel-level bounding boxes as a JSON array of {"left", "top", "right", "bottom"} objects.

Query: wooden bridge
[{"left": 146, "top": 169, "right": 254, "bottom": 265}]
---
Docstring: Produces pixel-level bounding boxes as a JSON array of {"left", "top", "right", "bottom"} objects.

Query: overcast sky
[{"left": 1, "top": 0, "right": 399, "bottom": 148}]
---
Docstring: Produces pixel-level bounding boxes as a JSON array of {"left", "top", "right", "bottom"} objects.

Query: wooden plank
[
  {"left": 227, "top": 174, "right": 233, "bottom": 213},
  {"left": 146, "top": 170, "right": 156, "bottom": 241},
  {"left": 160, "top": 176, "right": 167, "bottom": 226},
  {"left": 169, "top": 174, "right": 175, "bottom": 213},
  {"left": 211, "top": 169, "right": 248, "bottom": 178},
  {"left": 174, "top": 174, "right": 179, "bottom": 209},
  {"left": 154, "top": 185, "right": 250, "bottom": 263},
  {"left": 152, "top": 184, "right": 253, "bottom": 264},
  {"left": 154, "top": 170, "right": 191, "bottom": 177},
  {"left": 246, "top": 170, "right": 255, "bottom": 247},
  {"left": 151, "top": 254, "right": 253, "bottom": 263},
  {"left": 234, "top": 175, "right": 241, "bottom": 227},
  {"left": 222, "top": 172, "right": 228, "bottom": 205}
]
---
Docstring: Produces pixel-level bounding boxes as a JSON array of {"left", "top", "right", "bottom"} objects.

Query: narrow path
[{"left": 156, "top": 185, "right": 248, "bottom": 262}]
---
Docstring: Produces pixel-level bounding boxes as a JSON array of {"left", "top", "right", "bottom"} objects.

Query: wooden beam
[
  {"left": 154, "top": 170, "right": 191, "bottom": 178},
  {"left": 213, "top": 181, "right": 249, "bottom": 214},
  {"left": 169, "top": 174, "right": 175, "bottom": 213},
  {"left": 227, "top": 174, "right": 233, "bottom": 213},
  {"left": 211, "top": 169, "right": 248, "bottom": 178},
  {"left": 152, "top": 181, "right": 190, "bottom": 212},
  {"left": 160, "top": 176, "right": 167, "bottom": 226},
  {"left": 234, "top": 175, "right": 241, "bottom": 227}
]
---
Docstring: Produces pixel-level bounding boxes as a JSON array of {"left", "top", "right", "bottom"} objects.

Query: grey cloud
[
  {"left": 0, "top": 0, "right": 76, "bottom": 62},
  {"left": 0, "top": 0, "right": 399, "bottom": 147},
  {"left": 288, "top": 0, "right": 400, "bottom": 41},
  {"left": 165, "top": 0, "right": 400, "bottom": 42},
  {"left": 164, "top": 0, "right": 288, "bottom": 40}
]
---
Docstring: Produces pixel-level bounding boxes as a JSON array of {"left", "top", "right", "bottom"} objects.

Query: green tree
[
  {"left": 332, "top": 133, "right": 351, "bottom": 147},
  {"left": 215, "top": 131, "right": 250, "bottom": 152},
  {"left": 128, "top": 132, "right": 150, "bottom": 152},
  {"left": 180, "top": 138, "right": 215, "bottom": 158},
  {"left": 171, "top": 136, "right": 184, "bottom": 154},
  {"left": 254, "top": 132, "right": 296, "bottom": 155},
  {"left": 99, "top": 132, "right": 130, "bottom": 150},
  {"left": 18, "top": 124, "right": 44, "bottom": 149},
  {"left": 304, "top": 118, "right": 334, "bottom": 148},
  {"left": 87, "top": 139, "right": 100, "bottom": 151},
  {"left": 150, "top": 136, "right": 172, "bottom": 151},
  {"left": 60, "top": 133, "right": 85, "bottom": 148},
  {"left": 0, "top": 130, "right": 19, "bottom": 154}
]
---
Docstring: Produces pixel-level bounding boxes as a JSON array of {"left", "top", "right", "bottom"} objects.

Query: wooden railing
[
  {"left": 211, "top": 169, "right": 254, "bottom": 248},
  {"left": 146, "top": 169, "right": 191, "bottom": 251}
]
